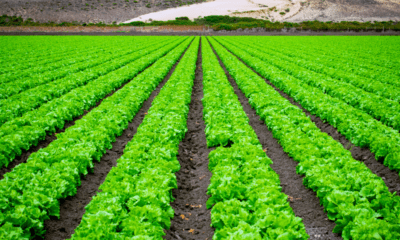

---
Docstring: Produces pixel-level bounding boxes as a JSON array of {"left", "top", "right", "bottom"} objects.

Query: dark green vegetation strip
[
  {"left": 1, "top": 15, "right": 400, "bottom": 31},
  {"left": 202, "top": 37, "right": 308, "bottom": 239},
  {"left": 208, "top": 36, "right": 400, "bottom": 239},
  {"left": 70, "top": 37, "right": 200, "bottom": 239}
]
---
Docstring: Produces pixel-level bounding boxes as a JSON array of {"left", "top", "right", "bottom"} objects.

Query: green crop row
[
  {"left": 276, "top": 37, "right": 400, "bottom": 70},
  {"left": 0, "top": 37, "right": 176, "bottom": 127},
  {"left": 221, "top": 37, "right": 400, "bottom": 131},
  {"left": 0, "top": 36, "right": 121, "bottom": 74},
  {"left": 245, "top": 38, "right": 400, "bottom": 90},
  {"left": 71, "top": 36, "right": 199, "bottom": 240},
  {"left": 208, "top": 36, "right": 400, "bottom": 239},
  {"left": 0, "top": 36, "right": 80, "bottom": 61},
  {"left": 202, "top": 37, "right": 308, "bottom": 239},
  {"left": 269, "top": 42, "right": 400, "bottom": 87},
  {"left": 0, "top": 37, "right": 193, "bottom": 239},
  {"left": 0, "top": 38, "right": 160, "bottom": 99},
  {"left": 244, "top": 38, "right": 400, "bottom": 103},
  {"left": 214, "top": 37, "right": 400, "bottom": 176},
  {"left": 0, "top": 38, "right": 135, "bottom": 85},
  {"left": 0, "top": 37, "right": 187, "bottom": 168}
]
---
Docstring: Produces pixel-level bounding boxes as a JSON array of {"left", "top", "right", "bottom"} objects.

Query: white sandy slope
[{"left": 123, "top": 0, "right": 302, "bottom": 23}]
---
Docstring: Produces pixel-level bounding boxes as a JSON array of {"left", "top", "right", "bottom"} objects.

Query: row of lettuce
[
  {"left": 202, "top": 37, "right": 308, "bottom": 239},
  {"left": 240, "top": 37, "right": 400, "bottom": 101},
  {"left": 276, "top": 36, "right": 400, "bottom": 71},
  {"left": 220, "top": 37, "right": 400, "bottom": 131},
  {"left": 1, "top": 36, "right": 309, "bottom": 240},
  {"left": 70, "top": 37, "right": 200, "bottom": 239},
  {"left": 0, "top": 36, "right": 122, "bottom": 72},
  {"left": 249, "top": 37, "right": 400, "bottom": 87},
  {"left": 0, "top": 37, "right": 160, "bottom": 99},
  {"left": 0, "top": 37, "right": 184, "bottom": 168},
  {"left": 207, "top": 36, "right": 400, "bottom": 239},
  {"left": 0, "top": 37, "right": 194, "bottom": 239},
  {"left": 1, "top": 14, "right": 400, "bottom": 31},
  {"left": 0, "top": 38, "right": 109, "bottom": 76},
  {"left": 0, "top": 37, "right": 175, "bottom": 125},
  {"left": 213, "top": 37, "right": 400, "bottom": 174},
  {"left": 1, "top": 35, "right": 399, "bottom": 239}
]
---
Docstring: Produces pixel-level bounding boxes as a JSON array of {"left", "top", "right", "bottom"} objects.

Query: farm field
[{"left": 0, "top": 35, "right": 399, "bottom": 240}]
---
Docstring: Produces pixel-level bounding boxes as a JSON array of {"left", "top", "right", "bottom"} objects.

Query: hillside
[
  {"left": 1, "top": 0, "right": 399, "bottom": 24},
  {"left": 0, "top": 0, "right": 206, "bottom": 24}
]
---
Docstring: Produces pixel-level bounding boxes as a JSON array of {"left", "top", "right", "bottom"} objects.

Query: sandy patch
[
  {"left": 123, "top": 0, "right": 303, "bottom": 23},
  {"left": 286, "top": 0, "right": 400, "bottom": 22}
]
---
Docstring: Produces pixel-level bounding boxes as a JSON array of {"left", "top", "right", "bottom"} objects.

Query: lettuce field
[{"left": 0, "top": 36, "right": 399, "bottom": 240}]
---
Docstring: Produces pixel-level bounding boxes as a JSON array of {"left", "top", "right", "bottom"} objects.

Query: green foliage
[
  {"left": 209, "top": 36, "right": 400, "bottom": 239},
  {"left": 0, "top": 37, "right": 183, "bottom": 168},
  {"left": 202, "top": 37, "right": 308, "bottom": 239},
  {"left": 175, "top": 16, "right": 189, "bottom": 21},
  {"left": 228, "top": 37, "right": 400, "bottom": 132},
  {"left": 216, "top": 36, "right": 400, "bottom": 171},
  {"left": 0, "top": 37, "right": 192, "bottom": 239},
  {"left": 70, "top": 37, "right": 199, "bottom": 239}
]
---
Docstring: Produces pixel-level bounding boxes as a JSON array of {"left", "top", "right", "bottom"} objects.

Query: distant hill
[
  {"left": 1, "top": 0, "right": 399, "bottom": 24},
  {"left": 0, "top": 0, "right": 206, "bottom": 24}
]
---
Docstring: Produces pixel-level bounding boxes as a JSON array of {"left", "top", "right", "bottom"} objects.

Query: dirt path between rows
[
  {"left": 209, "top": 40, "right": 342, "bottom": 240},
  {"left": 165, "top": 39, "right": 214, "bottom": 240},
  {"left": 31, "top": 42, "right": 191, "bottom": 240}
]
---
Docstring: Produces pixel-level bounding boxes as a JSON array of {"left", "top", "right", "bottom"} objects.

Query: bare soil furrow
[
  {"left": 209, "top": 41, "right": 342, "bottom": 240},
  {"left": 165, "top": 39, "right": 214, "bottom": 240}
]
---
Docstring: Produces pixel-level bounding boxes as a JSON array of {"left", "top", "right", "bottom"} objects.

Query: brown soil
[
  {"left": 209, "top": 42, "right": 342, "bottom": 240},
  {"left": 165, "top": 39, "right": 214, "bottom": 240},
  {"left": 24, "top": 42, "right": 190, "bottom": 239},
  {"left": 0, "top": 0, "right": 205, "bottom": 24}
]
